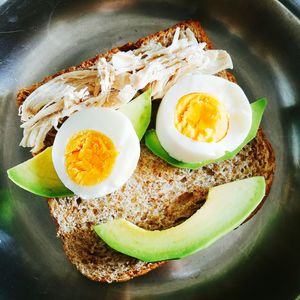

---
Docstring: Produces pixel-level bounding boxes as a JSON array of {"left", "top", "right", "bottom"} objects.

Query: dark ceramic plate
[{"left": 0, "top": 1, "right": 299, "bottom": 299}]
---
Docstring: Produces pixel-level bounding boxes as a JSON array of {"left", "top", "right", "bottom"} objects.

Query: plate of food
[{"left": 0, "top": 0, "right": 299, "bottom": 299}]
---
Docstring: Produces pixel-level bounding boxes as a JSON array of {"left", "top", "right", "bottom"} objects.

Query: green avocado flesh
[
  {"left": 144, "top": 98, "right": 267, "bottom": 169},
  {"left": 94, "top": 176, "right": 266, "bottom": 262},
  {"left": 7, "top": 147, "right": 73, "bottom": 197},
  {"left": 119, "top": 89, "right": 152, "bottom": 140}
]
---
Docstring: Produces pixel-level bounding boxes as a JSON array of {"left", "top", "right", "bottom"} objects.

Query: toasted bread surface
[{"left": 17, "top": 20, "right": 275, "bottom": 282}]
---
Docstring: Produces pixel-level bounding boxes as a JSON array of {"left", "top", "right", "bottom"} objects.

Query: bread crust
[{"left": 17, "top": 20, "right": 275, "bottom": 282}]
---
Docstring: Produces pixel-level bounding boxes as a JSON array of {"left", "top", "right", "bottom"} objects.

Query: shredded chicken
[{"left": 19, "top": 27, "right": 233, "bottom": 153}]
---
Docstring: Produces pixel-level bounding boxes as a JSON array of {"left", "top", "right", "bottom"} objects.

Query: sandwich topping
[
  {"left": 52, "top": 107, "right": 140, "bottom": 199},
  {"left": 19, "top": 27, "right": 232, "bottom": 153},
  {"left": 155, "top": 74, "right": 252, "bottom": 163}
]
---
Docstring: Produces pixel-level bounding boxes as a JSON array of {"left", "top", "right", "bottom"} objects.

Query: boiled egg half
[
  {"left": 156, "top": 74, "right": 252, "bottom": 163},
  {"left": 52, "top": 107, "right": 140, "bottom": 199}
]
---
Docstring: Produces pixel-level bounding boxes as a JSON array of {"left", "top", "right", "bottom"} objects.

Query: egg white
[
  {"left": 156, "top": 74, "right": 252, "bottom": 163},
  {"left": 52, "top": 107, "right": 140, "bottom": 199}
]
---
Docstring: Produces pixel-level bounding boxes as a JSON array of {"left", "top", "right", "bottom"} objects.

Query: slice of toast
[{"left": 17, "top": 20, "right": 275, "bottom": 282}]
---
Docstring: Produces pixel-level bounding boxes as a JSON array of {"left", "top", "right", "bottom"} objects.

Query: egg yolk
[
  {"left": 65, "top": 130, "right": 118, "bottom": 186},
  {"left": 174, "top": 93, "right": 229, "bottom": 142}
]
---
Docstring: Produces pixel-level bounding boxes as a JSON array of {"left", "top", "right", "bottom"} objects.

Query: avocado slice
[
  {"left": 94, "top": 176, "right": 266, "bottom": 262},
  {"left": 144, "top": 98, "right": 267, "bottom": 169},
  {"left": 119, "top": 89, "right": 152, "bottom": 140},
  {"left": 7, "top": 147, "right": 73, "bottom": 197}
]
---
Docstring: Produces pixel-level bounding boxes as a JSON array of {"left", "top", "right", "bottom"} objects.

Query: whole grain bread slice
[{"left": 17, "top": 20, "right": 275, "bottom": 282}]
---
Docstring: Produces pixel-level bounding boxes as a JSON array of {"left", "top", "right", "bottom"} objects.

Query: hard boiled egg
[
  {"left": 156, "top": 74, "right": 252, "bottom": 163},
  {"left": 52, "top": 107, "right": 140, "bottom": 199}
]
